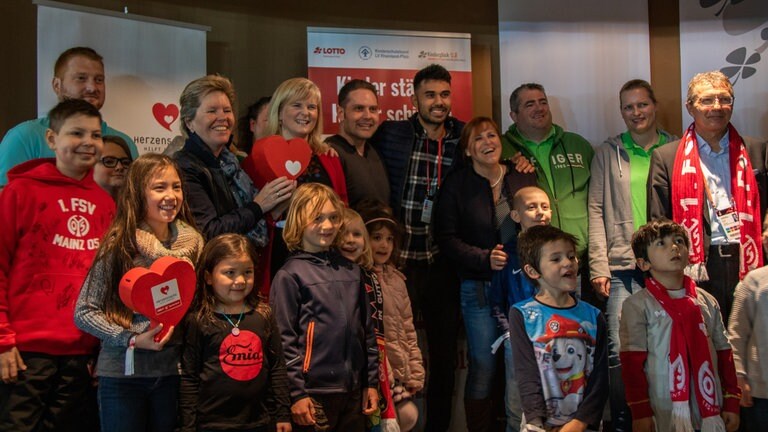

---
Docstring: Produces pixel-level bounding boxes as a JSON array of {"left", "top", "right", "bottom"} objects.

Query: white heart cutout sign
[
  {"left": 164, "top": 115, "right": 174, "bottom": 124},
  {"left": 285, "top": 160, "right": 302, "bottom": 176}
]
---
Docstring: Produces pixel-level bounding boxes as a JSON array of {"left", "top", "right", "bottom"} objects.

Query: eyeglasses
[
  {"left": 100, "top": 156, "right": 132, "bottom": 168},
  {"left": 695, "top": 95, "right": 734, "bottom": 107}
]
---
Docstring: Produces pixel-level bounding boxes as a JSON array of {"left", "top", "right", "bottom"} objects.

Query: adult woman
[
  {"left": 173, "top": 75, "right": 295, "bottom": 245},
  {"left": 587, "top": 79, "right": 676, "bottom": 432},
  {"left": 434, "top": 117, "right": 536, "bottom": 432},
  {"left": 245, "top": 77, "right": 347, "bottom": 281},
  {"left": 94, "top": 135, "right": 132, "bottom": 198},
  {"left": 237, "top": 96, "right": 271, "bottom": 155}
]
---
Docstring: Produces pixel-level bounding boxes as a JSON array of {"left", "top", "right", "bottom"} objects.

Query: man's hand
[
  {"left": 738, "top": 375, "right": 752, "bottom": 407},
  {"left": 591, "top": 277, "right": 610, "bottom": 298},
  {"left": 722, "top": 411, "right": 739, "bottom": 432},
  {"left": 362, "top": 387, "right": 379, "bottom": 415},
  {"left": 291, "top": 397, "right": 316, "bottom": 426},
  {"left": 632, "top": 416, "right": 655, "bottom": 432},
  {"left": 511, "top": 152, "right": 535, "bottom": 174},
  {"left": 276, "top": 422, "right": 292, "bottom": 432},
  {"left": 0, "top": 347, "right": 26, "bottom": 383}
]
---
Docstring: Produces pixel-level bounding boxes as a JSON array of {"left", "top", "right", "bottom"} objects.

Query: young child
[
  {"left": 338, "top": 208, "right": 399, "bottom": 432},
  {"left": 270, "top": 183, "right": 378, "bottom": 431},
  {"left": 621, "top": 219, "right": 740, "bottom": 432},
  {"left": 358, "top": 203, "right": 424, "bottom": 432},
  {"left": 0, "top": 99, "right": 115, "bottom": 431},
  {"left": 180, "top": 233, "right": 291, "bottom": 432},
  {"left": 491, "top": 186, "right": 553, "bottom": 335},
  {"left": 75, "top": 153, "right": 204, "bottom": 432},
  {"left": 510, "top": 225, "right": 607, "bottom": 432},
  {"left": 728, "top": 266, "right": 768, "bottom": 432}
]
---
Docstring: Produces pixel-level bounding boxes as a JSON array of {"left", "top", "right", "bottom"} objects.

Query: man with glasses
[
  {"left": 648, "top": 70, "right": 768, "bottom": 323},
  {"left": 0, "top": 47, "right": 137, "bottom": 189}
]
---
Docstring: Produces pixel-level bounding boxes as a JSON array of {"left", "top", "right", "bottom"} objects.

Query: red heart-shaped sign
[
  {"left": 119, "top": 256, "right": 196, "bottom": 341},
  {"left": 152, "top": 103, "right": 180, "bottom": 131},
  {"left": 241, "top": 135, "right": 312, "bottom": 188}
]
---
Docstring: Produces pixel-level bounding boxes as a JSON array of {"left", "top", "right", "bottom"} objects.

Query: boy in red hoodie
[{"left": 0, "top": 99, "right": 116, "bottom": 431}]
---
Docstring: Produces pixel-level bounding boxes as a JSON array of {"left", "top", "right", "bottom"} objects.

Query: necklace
[
  {"left": 220, "top": 305, "right": 245, "bottom": 336},
  {"left": 490, "top": 165, "right": 504, "bottom": 188}
]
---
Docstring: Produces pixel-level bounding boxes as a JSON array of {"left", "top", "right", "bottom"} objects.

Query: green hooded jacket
[{"left": 502, "top": 123, "right": 594, "bottom": 257}]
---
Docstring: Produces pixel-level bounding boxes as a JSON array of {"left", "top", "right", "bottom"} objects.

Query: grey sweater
[
  {"left": 728, "top": 266, "right": 768, "bottom": 399},
  {"left": 588, "top": 131, "right": 675, "bottom": 280},
  {"left": 74, "top": 220, "right": 203, "bottom": 377}
]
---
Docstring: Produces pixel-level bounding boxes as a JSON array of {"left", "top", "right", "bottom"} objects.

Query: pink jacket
[{"left": 374, "top": 264, "right": 424, "bottom": 391}]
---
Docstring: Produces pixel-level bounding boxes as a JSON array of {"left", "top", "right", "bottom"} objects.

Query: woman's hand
[
  {"left": 276, "top": 422, "right": 292, "bottom": 432},
  {"left": 254, "top": 177, "right": 296, "bottom": 213},
  {"left": 490, "top": 244, "right": 508, "bottom": 271},
  {"left": 315, "top": 142, "right": 338, "bottom": 157},
  {"left": 591, "top": 277, "right": 611, "bottom": 298},
  {"left": 134, "top": 324, "right": 174, "bottom": 351},
  {"left": 0, "top": 347, "right": 26, "bottom": 383},
  {"left": 738, "top": 375, "right": 753, "bottom": 407}
]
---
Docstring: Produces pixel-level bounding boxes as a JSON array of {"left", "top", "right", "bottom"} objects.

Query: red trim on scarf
[
  {"left": 317, "top": 154, "right": 349, "bottom": 205},
  {"left": 671, "top": 123, "right": 763, "bottom": 278},
  {"left": 645, "top": 276, "right": 721, "bottom": 419}
]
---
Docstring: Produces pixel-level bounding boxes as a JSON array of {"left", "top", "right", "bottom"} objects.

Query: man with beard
[
  {"left": 370, "top": 64, "right": 464, "bottom": 432},
  {"left": 0, "top": 47, "right": 137, "bottom": 188},
  {"left": 326, "top": 79, "right": 389, "bottom": 208}
]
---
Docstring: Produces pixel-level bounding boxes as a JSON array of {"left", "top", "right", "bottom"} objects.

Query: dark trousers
[
  {"left": 0, "top": 352, "right": 95, "bottom": 432},
  {"left": 293, "top": 392, "right": 365, "bottom": 432},
  {"left": 740, "top": 397, "right": 768, "bottom": 432},
  {"left": 700, "top": 243, "right": 741, "bottom": 325},
  {"left": 98, "top": 375, "right": 180, "bottom": 432},
  {"left": 403, "top": 256, "right": 460, "bottom": 432}
]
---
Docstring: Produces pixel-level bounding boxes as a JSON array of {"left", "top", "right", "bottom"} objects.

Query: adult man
[
  {"left": 648, "top": 71, "right": 768, "bottom": 323},
  {"left": 501, "top": 83, "right": 593, "bottom": 263},
  {"left": 370, "top": 64, "right": 464, "bottom": 432},
  {"left": 325, "top": 79, "right": 389, "bottom": 208},
  {"left": 0, "top": 47, "right": 137, "bottom": 187}
]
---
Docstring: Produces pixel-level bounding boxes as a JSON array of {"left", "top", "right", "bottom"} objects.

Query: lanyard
[{"left": 425, "top": 136, "right": 443, "bottom": 197}]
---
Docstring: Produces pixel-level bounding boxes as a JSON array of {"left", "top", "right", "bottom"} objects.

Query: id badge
[
  {"left": 716, "top": 205, "right": 741, "bottom": 243},
  {"left": 421, "top": 198, "right": 434, "bottom": 223}
]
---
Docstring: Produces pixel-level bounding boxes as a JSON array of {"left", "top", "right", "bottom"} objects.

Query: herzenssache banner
[
  {"left": 307, "top": 28, "right": 473, "bottom": 135},
  {"left": 37, "top": 2, "right": 208, "bottom": 154}
]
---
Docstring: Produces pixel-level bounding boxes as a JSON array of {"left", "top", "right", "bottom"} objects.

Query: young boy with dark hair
[
  {"left": 509, "top": 225, "right": 608, "bottom": 432},
  {"left": 621, "top": 219, "right": 741, "bottom": 432},
  {"left": 0, "top": 99, "right": 115, "bottom": 431}
]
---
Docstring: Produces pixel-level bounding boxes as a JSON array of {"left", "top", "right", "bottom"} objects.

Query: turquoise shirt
[{"left": 621, "top": 132, "right": 666, "bottom": 230}]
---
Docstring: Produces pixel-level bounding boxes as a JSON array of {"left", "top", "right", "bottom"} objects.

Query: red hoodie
[{"left": 0, "top": 159, "right": 115, "bottom": 355}]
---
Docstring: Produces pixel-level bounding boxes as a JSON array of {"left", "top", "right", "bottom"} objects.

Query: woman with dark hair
[
  {"left": 237, "top": 96, "right": 271, "bottom": 154},
  {"left": 434, "top": 116, "right": 536, "bottom": 432},
  {"left": 94, "top": 135, "right": 133, "bottom": 198},
  {"left": 173, "top": 75, "right": 296, "bottom": 247}
]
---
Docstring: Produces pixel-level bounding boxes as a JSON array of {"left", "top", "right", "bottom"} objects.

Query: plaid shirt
[{"left": 400, "top": 120, "right": 461, "bottom": 264}]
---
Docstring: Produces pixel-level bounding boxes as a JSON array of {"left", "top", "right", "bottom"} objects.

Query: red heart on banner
[
  {"left": 119, "top": 256, "right": 196, "bottom": 341},
  {"left": 241, "top": 135, "right": 312, "bottom": 188},
  {"left": 152, "top": 103, "right": 180, "bottom": 131}
]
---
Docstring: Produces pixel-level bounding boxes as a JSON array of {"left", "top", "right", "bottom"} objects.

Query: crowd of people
[{"left": 0, "top": 45, "right": 766, "bottom": 432}]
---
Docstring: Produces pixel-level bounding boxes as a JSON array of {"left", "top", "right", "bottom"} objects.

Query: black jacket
[
  {"left": 269, "top": 251, "right": 378, "bottom": 401},
  {"left": 647, "top": 135, "right": 768, "bottom": 248},
  {"left": 434, "top": 160, "right": 537, "bottom": 280},
  {"left": 174, "top": 134, "right": 264, "bottom": 240},
  {"left": 370, "top": 114, "right": 465, "bottom": 216}
]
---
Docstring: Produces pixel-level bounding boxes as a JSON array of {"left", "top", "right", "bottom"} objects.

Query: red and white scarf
[
  {"left": 645, "top": 276, "right": 724, "bottom": 432},
  {"left": 671, "top": 123, "right": 762, "bottom": 281}
]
